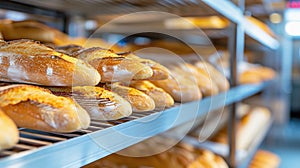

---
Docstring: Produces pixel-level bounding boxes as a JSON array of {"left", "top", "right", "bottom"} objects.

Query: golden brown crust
[
  {"left": 211, "top": 106, "right": 271, "bottom": 150},
  {"left": 0, "top": 109, "right": 19, "bottom": 150},
  {"left": 119, "top": 52, "right": 170, "bottom": 80},
  {"left": 0, "top": 84, "right": 90, "bottom": 132},
  {"left": 239, "top": 67, "right": 276, "bottom": 84},
  {"left": 177, "top": 63, "right": 219, "bottom": 97},
  {"left": 55, "top": 44, "right": 84, "bottom": 56},
  {"left": 195, "top": 61, "right": 230, "bottom": 92},
  {"left": 49, "top": 86, "right": 132, "bottom": 120},
  {"left": 151, "top": 67, "right": 202, "bottom": 103},
  {"left": 249, "top": 150, "right": 280, "bottom": 168},
  {"left": 0, "top": 40, "right": 100, "bottom": 86},
  {"left": 0, "top": 20, "right": 69, "bottom": 43},
  {"left": 75, "top": 48, "right": 153, "bottom": 82},
  {"left": 109, "top": 83, "right": 155, "bottom": 112},
  {"left": 130, "top": 81, "right": 174, "bottom": 110},
  {"left": 90, "top": 57, "right": 153, "bottom": 82}
]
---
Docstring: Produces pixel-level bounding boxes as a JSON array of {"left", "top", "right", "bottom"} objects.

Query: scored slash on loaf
[
  {"left": 129, "top": 80, "right": 174, "bottom": 110},
  {"left": 118, "top": 52, "right": 170, "bottom": 80},
  {"left": 0, "top": 84, "right": 91, "bottom": 132},
  {"left": 49, "top": 86, "right": 132, "bottom": 121},
  {"left": 106, "top": 83, "right": 156, "bottom": 112},
  {"left": 71, "top": 47, "right": 154, "bottom": 82}
]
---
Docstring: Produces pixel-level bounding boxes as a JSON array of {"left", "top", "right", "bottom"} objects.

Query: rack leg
[
  {"left": 228, "top": 103, "right": 237, "bottom": 168},
  {"left": 228, "top": 20, "right": 244, "bottom": 168}
]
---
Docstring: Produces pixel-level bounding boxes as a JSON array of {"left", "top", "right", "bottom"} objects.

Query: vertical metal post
[
  {"left": 228, "top": 18, "right": 245, "bottom": 168},
  {"left": 227, "top": 1, "right": 245, "bottom": 167}
]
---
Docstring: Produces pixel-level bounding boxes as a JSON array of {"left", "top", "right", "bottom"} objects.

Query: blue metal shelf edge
[{"left": 0, "top": 83, "right": 269, "bottom": 168}]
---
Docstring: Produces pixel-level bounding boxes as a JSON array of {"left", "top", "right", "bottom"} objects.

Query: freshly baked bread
[
  {"left": 0, "top": 84, "right": 90, "bottom": 132},
  {"left": 107, "top": 83, "right": 155, "bottom": 112},
  {"left": 49, "top": 86, "right": 132, "bottom": 120},
  {"left": 0, "top": 20, "right": 69, "bottom": 44},
  {"left": 130, "top": 81, "right": 174, "bottom": 110},
  {"left": 165, "top": 16, "right": 230, "bottom": 29},
  {"left": 56, "top": 37, "right": 123, "bottom": 52},
  {"left": 195, "top": 61, "right": 230, "bottom": 92},
  {"left": 118, "top": 52, "right": 170, "bottom": 80},
  {"left": 151, "top": 66, "right": 202, "bottom": 103},
  {"left": 74, "top": 48, "right": 153, "bottom": 82},
  {"left": 178, "top": 63, "right": 219, "bottom": 97},
  {"left": 84, "top": 141, "right": 228, "bottom": 168},
  {"left": 0, "top": 109, "right": 19, "bottom": 150},
  {"left": 0, "top": 40, "right": 100, "bottom": 86},
  {"left": 248, "top": 150, "right": 280, "bottom": 168},
  {"left": 239, "top": 67, "right": 276, "bottom": 84},
  {"left": 211, "top": 106, "right": 271, "bottom": 150},
  {"left": 55, "top": 44, "right": 84, "bottom": 56}
]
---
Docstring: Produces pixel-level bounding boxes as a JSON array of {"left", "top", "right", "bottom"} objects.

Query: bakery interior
[{"left": 0, "top": 0, "right": 299, "bottom": 167}]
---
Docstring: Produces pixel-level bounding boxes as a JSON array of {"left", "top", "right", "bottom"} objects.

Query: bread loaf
[
  {"left": 130, "top": 81, "right": 174, "bottom": 110},
  {"left": 178, "top": 63, "right": 219, "bottom": 97},
  {"left": 0, "top": 84, "right": 90, "bottom": 132},
  {"left": 108, "top": 83, "right": 155, "bottom": 112},
  {"left": 151, "top": 66, "right": 202, "bottom": 103},
  {"left": 119, "top": 52, "right": 170, "bottom": 80},
  {"left": 0, "top": 40, "right": 100, "bottom": 86},
  {"left": 0, "top": 109, "right": 19, "bottom": 150},
  {"left": 49, "top": 86, "right": 132, "bottom": 120},
  {"left": 195, "top": 61, "right": 230, "bottom": 92},
  {"left": 55, "top": 44, "right": 84, "bottom": 56},
  {"left": 239, "top": 67, "right": 276, "bottom": 84},
  {"left": 211, "top": 106, "right": 271, "bottom": 150},
  {"left": 248, "top": 150, "right": 280, "bottom": 168},
  {"left": 0, "top": 20, "right": 69, "bottom": 43},
  {"left": 74, "top": 48, "right": 153, "bottom": 82}
]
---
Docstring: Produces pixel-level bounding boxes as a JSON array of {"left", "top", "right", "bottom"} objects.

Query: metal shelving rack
[
  {"left": 0, "top": 83, "right": 270, "bottom": 167},
  {"left": 0, "top": 0, "right": 280, "bottom": 168}
]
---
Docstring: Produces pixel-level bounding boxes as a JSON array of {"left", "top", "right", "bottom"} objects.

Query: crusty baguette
[
  {"left": 118, "top": 52, "right": 170, "bottom": 80},
  {"left": 0, "top": 109, "right": 19, "bottom": 150},
  {"left": 130, "top": 81, "right": 174, "bottom": 110},
  {"left": 0, "top": 20, "right": 69, "bottom": 43},
  {"left": 239, "top": 67, "right": 276, "bottom": 84},
  {"left": 49, "top": 86, "right": 132, "bottom": 120},
  {"left": 178, "top": 63, "right": 219, "bottom": 97},
  {"left": 74, "top": 48, "right": 153, "bottom": 82},
  {"left": 108, "top": 83, "right": 155, "bottom": 112},
  {"left": 211, "top": 106, "right": 271, "bottom": 150},
  {"left": 55, "top": 44, "right": 84, "bottom": 56},
  {"left": 0, "top": 84, "right": 90, "bottom": 132},
  {"left": 151, "top": 67, "right": 202, "bottom": 103},
  {"left": 248, "top": 150, "right": 280, "bottom": 168},
  {"left": 195, "top": 61, "right": 230, "bottom": 92},
  {"left": 0, "top": 40, "right": 100, "bottom": 86}
]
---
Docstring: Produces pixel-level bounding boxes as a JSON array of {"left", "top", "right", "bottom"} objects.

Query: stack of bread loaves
[{"left": 0, "top": 20, "right": 230, "bottom": 151}]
